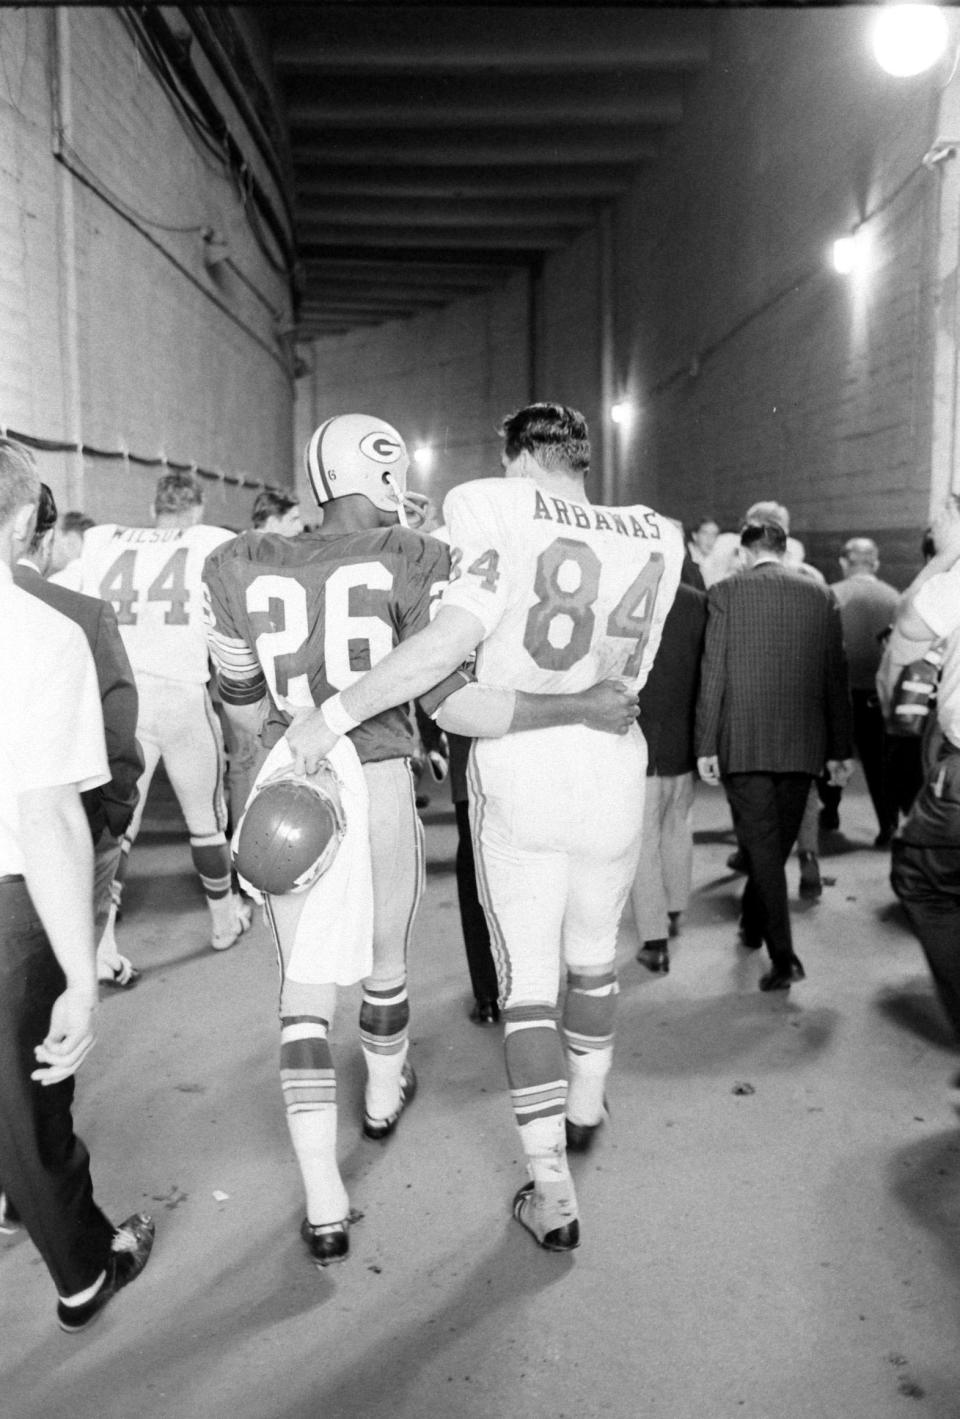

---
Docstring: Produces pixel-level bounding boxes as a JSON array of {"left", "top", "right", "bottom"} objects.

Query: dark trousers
[
  {"left": 819, "top": 689, "right": 898, "bottom": 835},
  {"left": 725, "top": 772, "right": 812, "bottom": 969},
  {"left": 891, "top": 734, "right": 960, "bottom": 1042},
  {"left": 454, "top": 800, "right": 498, "bottom": 1005},
  {"left": 0, "top": 881, "right": 114, "bottom": 1296}
]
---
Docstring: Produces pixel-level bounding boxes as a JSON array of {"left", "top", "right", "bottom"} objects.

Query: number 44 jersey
[
  {"left": 440, "top": 479, "right": 685, "bottom": 695},
  {"left": 202, "top": 526, "right": 451, "bottom": 764},
  {"left": 75, "top": 522, "right": 236, "bottom": 683}
]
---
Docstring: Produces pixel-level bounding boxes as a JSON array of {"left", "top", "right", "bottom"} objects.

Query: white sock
[{"left": 287, "top": 1110, "right": 349, "bottom": 1227}]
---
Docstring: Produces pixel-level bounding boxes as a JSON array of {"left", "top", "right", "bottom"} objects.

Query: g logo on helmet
[
  {"left": 234, "top": 765, "right": 346, "bottom": 896},
  {"left": 360, "top": 431, "right": 404, "bottom": 465}
]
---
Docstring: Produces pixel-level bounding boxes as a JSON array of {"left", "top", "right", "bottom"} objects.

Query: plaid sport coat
[{"left": 695, "top": 560, "right": 853, "bottom": 775}]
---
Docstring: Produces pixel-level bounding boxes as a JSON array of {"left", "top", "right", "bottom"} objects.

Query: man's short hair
[
  {"left": 0, "top": 436, "right": 40, "bottom": 527},
  {"left": 27, "top": 483, "right": 59, "bottom": 554},
  {"left": 744, "top": 500, "right": 790, "bottom": 533},
  {"left": 60, "top": 509, "right": 95, "bottom": 537},
  {"left": 154, "top": 469, "right": 204, "bottom": 516},
  {"left": 740, "top": 520, "right": 788, "bottom": 555},
  {"left": 841, "top": 537, "right": 879, "bottom": 570},
  {"left": 252, "top": 488, "right": 299, "bottom": 528},
  {"left": 499, "top": 402, "right": 591, "bottom": 477}
]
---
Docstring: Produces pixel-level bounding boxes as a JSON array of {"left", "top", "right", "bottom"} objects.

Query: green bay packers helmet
[
  {"left": 304, "top": 413, "right": 409, "bottom": 516},
  {"left": 234, "top": 763, "right": 346, "bottom": 896}
]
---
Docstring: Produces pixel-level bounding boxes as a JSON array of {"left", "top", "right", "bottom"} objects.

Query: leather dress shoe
[
  {"left": 636, "top": 941, "right": 669, "bottom": 974},
  {"left": 469, "top": 999, "right": 500, "bottom": 1025},
  {"left": 759, "top": 956, "right": 806, "bottom": 992},
  {"left": 362, "top": 1061, "right": 417, "bottom": 1141},
  {"left": 512, "top": 1182, "right": 580, "bottom": 1253}
]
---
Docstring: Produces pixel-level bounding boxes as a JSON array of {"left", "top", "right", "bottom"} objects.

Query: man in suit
[
  {"left": 13, "top": 484, "right": 143, "bottom": 988},
  {"left": 631, "top": 580, "right": 708, "bottom": 974},
  {"left": 696, "top": 520, "right": 853, "bottom": 990}
]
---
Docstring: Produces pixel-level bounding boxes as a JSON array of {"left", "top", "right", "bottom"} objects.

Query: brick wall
[
  {"left": 297, "top": 272, "right": 531, "bottom": 517},
  {"left": 0, "top": 7, "right": 295, "bottom": 531}
]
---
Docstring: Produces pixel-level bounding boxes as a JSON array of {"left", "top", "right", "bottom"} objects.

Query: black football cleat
[
  {"left": 363, "top": 1061, "right": 417, "bottom": 1141},
  {"left": 512, "top": 1182, "right": 580, "bottom": 1253}
]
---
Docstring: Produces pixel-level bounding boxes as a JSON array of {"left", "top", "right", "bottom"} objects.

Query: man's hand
[
  {"left": 286, "top": 706, "right": 340, "bottom": 777},
  {"left": 31, "top": 987, "right": 97, "bottom": 1086},
  {"left": 826, "top": 758, "right": 855, "bottom": 788},
  {"left": 697, "top": 755, "right": 721, "bottom": 786},
  {"left": 575, "top": 680, "right": 640, "bottom": 734}
]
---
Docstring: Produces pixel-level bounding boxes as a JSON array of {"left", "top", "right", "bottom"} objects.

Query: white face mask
[{"left": 385, "top": 472, "right": 409, "bottom": 526}]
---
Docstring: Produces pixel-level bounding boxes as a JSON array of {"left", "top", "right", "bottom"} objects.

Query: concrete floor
[{"left": 2, "top": 768, "right": 959, "bottom": 1419}]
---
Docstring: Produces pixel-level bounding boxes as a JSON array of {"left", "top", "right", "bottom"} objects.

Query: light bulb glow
[
  {"left": 832, "top": 236, "right": 858, "bottom": 274},
  {"left": 610, "top": 401, "right": 635, "bottom": 427},
  {"left": 412, "top": 445, "right": 434, "bottom": 470},
  {"left": 872, "top": 3, "right": 949, "bottom": 77}
]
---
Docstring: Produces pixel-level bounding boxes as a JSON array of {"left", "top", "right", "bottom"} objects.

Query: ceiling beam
[
  {"left": 295, "top": 165, "right": 634, "bottom": 201},
  {"left": 298, "top": 224, "right": 576, "bottom": 251},
  {"left": 290, "top": 128, "right": 662, "bottom": 167},
  {"left": 299, "top": 245, "right": 532, "bottom": 272},
  {"left": 272, "top": 8, "right": 711, "bottom": 75},
  {"left": 296, "top": 196, "right": 601, "bottom": 229},
  {"left": 284, "top": 74, "right": 684, "bottom": 129}
]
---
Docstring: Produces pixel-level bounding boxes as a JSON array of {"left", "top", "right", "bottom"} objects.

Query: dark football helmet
[{"left": 234, "top": 763, "right": 346, "bottom": 896}]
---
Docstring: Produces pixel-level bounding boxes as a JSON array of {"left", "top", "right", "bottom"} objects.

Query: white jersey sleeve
[
  {"left": 77, "top": 523, "right": 236, "bottom": 683},
  {"left": 440, "top": 479, "right": 684, "bottom": 695}
]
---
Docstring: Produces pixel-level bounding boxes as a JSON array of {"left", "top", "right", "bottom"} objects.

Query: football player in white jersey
[
  {"left": 203, "top": 412, "right": 638, "bottom": 1268},
  {"left": 286, "top": 402, "right": 685, "bottom": 1254},
  {"left": 73, "top": 471, "right": 250, "bottom": 957}
]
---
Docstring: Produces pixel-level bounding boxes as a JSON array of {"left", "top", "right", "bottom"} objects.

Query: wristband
[{"left": 321, "top": 692, "right": 360, "bottom": 737}]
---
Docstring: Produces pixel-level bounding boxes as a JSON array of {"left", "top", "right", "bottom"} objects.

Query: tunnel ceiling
[{"left": 256, "top": 4, "right": 713, "bottom": 336}]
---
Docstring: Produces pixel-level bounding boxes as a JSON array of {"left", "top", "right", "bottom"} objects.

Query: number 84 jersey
[
  {"left": 76, "top": 522, "right": 236, "bottom": 683},
  {"left": 441, "top": 479, "right": 685, "bottom": 695}
]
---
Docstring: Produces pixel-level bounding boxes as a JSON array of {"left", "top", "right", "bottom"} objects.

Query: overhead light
[
  {"left": 832, "top": 230, "right": 869, "bottom": 275},
  {"left": 412, "top": 445, "right": 434, "bottom": 470},
  {"left": 871, "top": 3, "right": 950, "bottom": 77},
  {"left": 610, "top": 401, "right": 635, "bottom": 427}
]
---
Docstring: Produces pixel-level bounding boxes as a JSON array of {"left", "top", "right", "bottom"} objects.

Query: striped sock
[
  {"left": 563, "top": 966, "right": 617, "bottom": 1127},
  {"left": 503, "top": 1009, "right": 576, "bottom": 1223},
  {"left": 360, "top": 981, "right": 409, "bottom": 1120},
  {"left": 280, "top": 1016, "right": 348, "bottom": 1226}
]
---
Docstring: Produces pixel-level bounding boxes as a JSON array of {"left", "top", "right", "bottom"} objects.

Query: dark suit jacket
[
  {"left": 695, "top": 560, "right": 853, "bottom": 775},
  {"left": 14, "top": 562, "right": 143, "bottom": 839},
  {"left": 639, "top": 582, "right": 707, "bottom": 777}
]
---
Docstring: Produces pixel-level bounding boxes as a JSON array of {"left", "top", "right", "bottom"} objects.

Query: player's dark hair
[
  {"left": 0, "top": 435, "right": 39, "bottom": 526},
  {"left": 499, "top": 402, "right": 590, "bottom": 477},
  {"left": 26, "top": 483, "right": 58, "bottom": 553},
  {"left": 154, "top": 469, "right": 204, "bottom": 516},
  {"left": 252, "top": 488, "right": 299, "bottom": 528},
  {"left": 740, "top": 520, "right": 788, "bottom": 555},
  {"left": 60, "top": 510, "right": 95, "bottom": 537}
]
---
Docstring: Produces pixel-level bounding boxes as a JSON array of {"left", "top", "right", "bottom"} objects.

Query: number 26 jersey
[
  {"left": 202, "top": 526, "right": 451, "bottom": 764},
  {"left": 440, "top": 478, "right": 685, "bottom": 696},
  {"left": 75, "top": 522, "right": 236, "bottom": 684}
]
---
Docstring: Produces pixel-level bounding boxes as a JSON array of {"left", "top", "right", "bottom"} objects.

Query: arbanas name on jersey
[
  {"left": 440, "top": 478, "right": 684, "bottom": 697},
  {"left": 75, "top": 522, "right": 236, "bottom": 684},
  {"left": 202, "top": 526, "right": 451, "bottom": 764}
]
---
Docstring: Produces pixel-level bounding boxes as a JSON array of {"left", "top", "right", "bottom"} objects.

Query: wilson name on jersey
[
  {"left": 77, "top": 523, "right": 236, "bottom": 683},
  {"left": 440, "top": 479, "right": 685, "bottom": 696},
  {"left": 203, "top": 527, "right": 451, "bottom": 764}
]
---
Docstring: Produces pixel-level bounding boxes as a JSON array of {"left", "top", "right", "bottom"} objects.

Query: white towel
[{"left": 234, "top": 736, "right": 374, "bottom": 987}]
